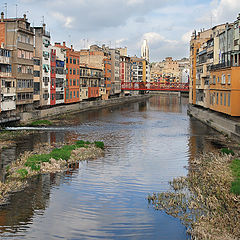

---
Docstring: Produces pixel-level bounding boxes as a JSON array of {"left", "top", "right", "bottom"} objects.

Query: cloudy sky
[{"left": 3, "top": 0, "right": 240, "bottom": 61}]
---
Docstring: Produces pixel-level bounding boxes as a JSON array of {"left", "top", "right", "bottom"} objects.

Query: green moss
[
  {"left": 230, "top": 159, "right": 240, "bottom": 195},
  {"left": 17, "top": 168, "right": 28, "bottom": 179},
  {"left": 221, "top": 148, "right": 235, "bottom": 155},
  {"left": 29, "top": 120, "right": 52, "bottom": 126}
]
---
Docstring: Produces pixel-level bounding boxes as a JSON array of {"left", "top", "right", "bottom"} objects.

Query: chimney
[
  {"left": 23, "top": 14, "right": 26, "bottom": 21},
  {"left": 43, "top": 23, "right": 46, "bottom": 33},
  {"left": 1, "top": 12, "right": 4, "bottom": 22},
  {"left": 63, "top": 41, "right": 66, "bottom": 47},
  {"left": 71, "top": 45, "right": 73, "bottom": 51}
]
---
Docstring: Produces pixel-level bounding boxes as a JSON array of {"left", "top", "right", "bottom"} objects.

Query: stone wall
[
  {"left": 188, "top": 104, "right": 240, "bottom": 141},
  {"left": 20, "top": 95, "right": 150, "bottom": 123}
]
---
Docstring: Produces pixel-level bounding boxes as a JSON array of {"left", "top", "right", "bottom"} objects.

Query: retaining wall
[
  {"left": 20, "top": 95, "right": 151, "bottom": 123},
  {"left": 188, "top": 104, "right": 240, "bottom": 141}
]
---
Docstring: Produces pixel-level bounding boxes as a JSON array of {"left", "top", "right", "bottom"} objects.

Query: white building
[{"left": 141, "top": 39, "right": 149, "bottom": 62}]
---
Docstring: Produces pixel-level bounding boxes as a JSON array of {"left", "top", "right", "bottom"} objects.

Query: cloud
[
  {"left": 181, "top": 30, "right": 193, "bottom": 44},
  {"left": 52, "top": 12, "right": 74, "bottom": 29}
]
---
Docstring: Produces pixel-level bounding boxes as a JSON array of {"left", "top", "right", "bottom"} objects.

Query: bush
[
  {"left": 94, "top": 141, "right": 104, "bottom": 149},
  {"left": 17, "top": 168, "right": 28, "bottom": 179},
  {"left": 221, "top": 148, "right": 235, "bottom": 155}
]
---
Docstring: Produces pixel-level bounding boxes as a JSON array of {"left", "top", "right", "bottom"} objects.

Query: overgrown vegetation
[
  {"left": 221, "top": 147, "right": 235, "bottom": 155},
  {"left": 16, "top": 168, "right": 28, "bottom": 179},
  {"left": 148, "top": 153, "right": 240, "bottom": 240},
  {"left": 24, "top": 140, "right": 104, "bottom": 171},
  {"left": 230, "top": 158, "right": 240, "bottom": 195},
  {"left": 29, "top": 120, "right": 53, "bottom": 126}
]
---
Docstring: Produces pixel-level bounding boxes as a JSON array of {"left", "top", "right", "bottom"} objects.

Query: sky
[{"left": 2, "top": 0, "right": 240, "bottom": 62}]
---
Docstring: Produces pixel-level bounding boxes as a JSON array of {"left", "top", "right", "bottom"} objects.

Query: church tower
[{"left": 141, "top": 39, "right": 149, "bottom": 62}]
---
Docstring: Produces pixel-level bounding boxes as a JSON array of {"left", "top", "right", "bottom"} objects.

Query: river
[{"left": 0, "top": 95, "right": 220, "bottom": 239}]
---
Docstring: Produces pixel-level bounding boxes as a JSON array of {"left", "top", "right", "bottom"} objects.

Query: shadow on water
[{"left": 0, "top": 95, "right": 223, "bottom": 239}]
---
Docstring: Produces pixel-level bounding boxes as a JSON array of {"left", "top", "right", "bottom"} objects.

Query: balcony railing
[
  {"left": 208, "top": 61, "right": 237, "bottom": 71},
  {"left": 0, "top": 56, "right": 10, "bottom": 64},
  {"left": 0, "top": 72, "right": 12, "bottom": 77},
  {"left": 1, "top": 87, "right": 16, "bottom": 94}
]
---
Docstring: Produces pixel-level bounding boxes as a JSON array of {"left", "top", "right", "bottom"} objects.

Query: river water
[{"left": 0, "top": 95, "right": 220, "bottom": 240}]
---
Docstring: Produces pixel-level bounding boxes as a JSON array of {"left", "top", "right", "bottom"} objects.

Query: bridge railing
[{"left": 121, "top": 82, "right": 189, "bottom": 91}]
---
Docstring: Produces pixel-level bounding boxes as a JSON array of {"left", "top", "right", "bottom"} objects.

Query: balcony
[
  {"left": 0, "top": 72, "right": 12, "bottom": 77},
  {"left": 209, "top": 61, "right": 232, "bottom": 71},
  {"left": 0, "top": 56, "right": 10, "bottom": 64},
  {"left": 1, "top": 87, "right": 16, "bottom": 95}
]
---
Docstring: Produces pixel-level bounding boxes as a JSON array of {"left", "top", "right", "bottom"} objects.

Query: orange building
[
  {"left": 209, "top": 66, "right": 240, "bottom": 116},
  {"left": 55, "top": 42, "right": 80, "bottom": 104},
  {"left": 104, "top": 58, "right": 111, "bottom": 96}
]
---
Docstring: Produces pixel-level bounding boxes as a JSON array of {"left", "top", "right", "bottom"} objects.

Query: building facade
[{"left": 0, "top": 13, "right": 34, "bottom": 113}]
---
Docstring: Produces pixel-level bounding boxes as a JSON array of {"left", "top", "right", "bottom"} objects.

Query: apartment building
[
  {"left": 189, "top": 24, "right": 226, "bottom": 106},
  {"left": 0, "top": 13, "right": 34, "bottom": 112},
  {"left": 50, "top": 48, "right": 56, "bottom": 106},
  {"left": 33, "top": 56, "right": 40, "bottom": 107},
  {"left": 120, "top": 55, "right": 131, "bottom": 95},
  {"left": 79, "top": 64, "right": 104, "bottom": 100},
  {"left": 80, "top": 45, "right": 111, "bottom": 97},
  {"left": 34, "top": 24, "right": 51, "bottom": 107},
  {"left": 130, "top": 56, "right": 150, "bottom": 83},
  {"left": 51, "top": 45, "right": 66, "bottom": 105},
  {"left": 55, "top": 42, "right": 80, "bottom": 104},
  {"left": 190, "top": 13, "right": 240, "bottom": 116},
  {"left": 0, "top": 47, "right": 16, "bottom": 117}
]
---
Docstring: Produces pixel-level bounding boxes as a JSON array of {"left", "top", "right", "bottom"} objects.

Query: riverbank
[
  {"left": 188, "top": 104, "right": 240, "bottom": 141},
  {"left": 0, "top": 140, "right": 104, "bottom": 206},
  {"left": 148, "top": 135, "right": 240, "bottom": 239},
  {"left": 19, "top": 94, "right": 151, "bottom": 124}
]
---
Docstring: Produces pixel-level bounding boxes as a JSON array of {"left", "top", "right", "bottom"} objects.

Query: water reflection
[{"left": 0, "top": 95, "right": 222, "bottom": 239}]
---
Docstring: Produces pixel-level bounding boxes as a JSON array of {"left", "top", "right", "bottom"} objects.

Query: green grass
[
  {"left": 94, "top": 141, "right": 104, "bottom": 149},
  {"left": 17, "top": 168, "right": 28, "bottom": 179},
  {"left": 230, "top": 159, "right": 240, "bottom": 195},
  {"left": 24, "top": 140, "right": 104, "bottom": 171},
  {"left": 221, "top": 148, "right": 235, "bottom": 155},
  {"left": 29, "top": 120, "right": 53, "bottom": 126}
]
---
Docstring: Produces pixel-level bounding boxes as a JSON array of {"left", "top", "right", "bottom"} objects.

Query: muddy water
[{"left": 0, "top": 95, "right": 220, "bottom": 239}]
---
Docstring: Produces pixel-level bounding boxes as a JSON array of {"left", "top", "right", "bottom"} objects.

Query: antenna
[
  {"left": 16, "top": 4, "right": 18, "bottom": 18},
  {"left": 210, "top": 14, "right": 213, "bottom": 28}
]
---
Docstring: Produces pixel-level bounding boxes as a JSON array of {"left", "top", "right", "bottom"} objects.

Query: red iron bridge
[{"left": 121, "top": 82, "right": 189, "bottom": 92}]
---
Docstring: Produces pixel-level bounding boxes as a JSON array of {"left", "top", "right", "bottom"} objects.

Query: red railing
[{"left": 121, "top": 82, "right": 189, "bottom": 92}]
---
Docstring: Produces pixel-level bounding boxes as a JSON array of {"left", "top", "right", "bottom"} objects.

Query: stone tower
[{"left": 141, "top": 39, "right": 149, "bottom": 62}]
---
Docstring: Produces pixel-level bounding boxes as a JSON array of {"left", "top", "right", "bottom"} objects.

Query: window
[
  {"left": 73, "top": 58, "right": 76, "bottom": 64},
  {"left": 220, "top": 93, "right": 223, "bottom": 105},
  {"left": 73, "top": 79, "right": 76, "bottom": 86},
  {"left": 213, "top": 75, "right": 216, "bottom": 84},
  {"left": 73, "top": 69, "right": 76, "bottom": 75},
  {"left": 74, "top": 91, "right": 75, "bottom": 98},
  {"left": 77, "top": 91, "right": 79, "bottom": 98},
  {"left": 221, "top": 74, "right": 225, "bottom": 84},
  {"left": 70, "top": 91, "right": 72, "bottom": 99},
  {"left": 217, "top": 77, "right": 220, "bottom": 83},
  {"left": 70, "top": 57, "right": 72, "bottom": 64},
  {"left": 70, "top": 68, "right": 72, "bottom": 75},
  {"left": 66, "top": 57, "right": 68, "bottom": 64},
  {"left": 228, "top": 74, "right": 231, "bottom": 84},
  {"left": 216, "top": 93, "right": 219, "bottom": 104},
  {"left": 70, "top": 79, "right": 72, "bottom": 86},
  {"left": 224, "top": 93, "right": 226, "bottom": 106},
  {"left": 228, "top": 93, "right": 230, "bottom": 107}
]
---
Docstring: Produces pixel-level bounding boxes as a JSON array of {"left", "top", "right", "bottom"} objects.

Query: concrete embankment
[
  {"left": 20, "top": 95, "right": 151, "bottom": 123},
  {"left": 188, "top": 104, "right": 240, "bottom": 141}
]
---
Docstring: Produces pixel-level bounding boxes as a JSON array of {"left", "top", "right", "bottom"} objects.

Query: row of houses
[
  {"left": 0, "top": 12, "right": 150, "bottom": 120},
  {"left": 189, "top": 13, "right": 240, "bottom": 116}
]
